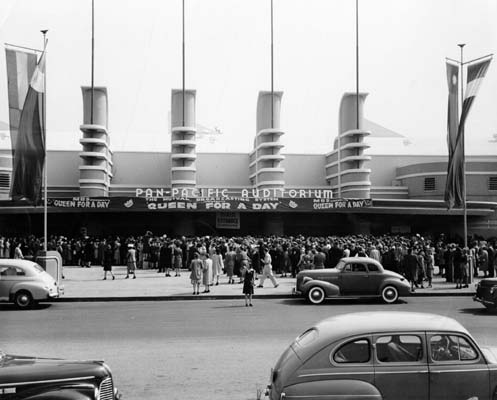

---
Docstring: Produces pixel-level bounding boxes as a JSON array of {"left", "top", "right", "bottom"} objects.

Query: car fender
[
  {"left": 302, "top": 279, "right": 340, "bottom": 297},
  {"left": 379, "top": 278, "right": 410, "bottom": 294},
  {"left": 284, "top": 379, "right": 382, "bottom": 400},
  {"left": 9, "top": 282, "right": 48, "bottom": 301}
]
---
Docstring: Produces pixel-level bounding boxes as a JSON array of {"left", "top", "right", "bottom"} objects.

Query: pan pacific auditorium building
[{"left": 0, "top": 87, "right": 496, "bottom": 239}]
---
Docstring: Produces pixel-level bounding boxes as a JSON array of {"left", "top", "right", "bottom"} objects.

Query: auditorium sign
[
  {"left": 48, "top": 197, "right": 373, "bottom": 212},
  {"left": 134, "top": 187, "right": 334, "bottom": 200}
]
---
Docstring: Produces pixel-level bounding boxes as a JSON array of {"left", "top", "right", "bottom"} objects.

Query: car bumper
[
  {"left": 292, "top": 288, "right": 302, "bottom": 296},
  {"left": 473, "top": 295, "right": 496, "bottom": 307}
]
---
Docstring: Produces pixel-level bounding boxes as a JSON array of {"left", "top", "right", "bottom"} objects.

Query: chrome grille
[{"left": 99, "top": 377, "right": 114, "bottom": 400}]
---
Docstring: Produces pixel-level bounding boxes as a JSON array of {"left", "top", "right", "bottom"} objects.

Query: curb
[{"left": 54, "top": 292, "right": 476, "bottom": 302}]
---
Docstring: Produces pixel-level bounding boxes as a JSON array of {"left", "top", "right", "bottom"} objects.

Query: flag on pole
[
  {"left": 458, "top": 56, "right": 492, "bottom": 135},
  {"left": 444, "top": 61, "right": 462, "bottom": 209},
  {"left": 444, "top": 56, "right": 492, "bottom": 209},
  {"left": 10, "top": 49, "right": 46, "bottom": 203},
  {"left": 5, "top": 46, "right": 38, "bottom": 158}
]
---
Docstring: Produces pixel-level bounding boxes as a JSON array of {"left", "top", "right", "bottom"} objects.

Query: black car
[
  {"left": 295, "top": 257, "right": 411, "bottom": 304},
  {"left": 0, "top": 349, "right": 121, "bottom": 399},
  {"left": 474, "top": 278, "right": 497, "bottom": 311}
]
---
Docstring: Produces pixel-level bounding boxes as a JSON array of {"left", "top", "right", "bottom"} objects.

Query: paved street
[{"left": 1, "top": 296, "right": 496, "bottom": 400}]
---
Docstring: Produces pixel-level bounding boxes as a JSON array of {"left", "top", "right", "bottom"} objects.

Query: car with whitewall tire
[
  {"left": 0, "top": 259, "right": 60, "bottom": 309},
  {"left": 295, "top": 257, "right": 411, "bottom": 304}
]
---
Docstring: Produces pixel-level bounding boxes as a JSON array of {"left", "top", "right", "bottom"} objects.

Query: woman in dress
[
  {"left": 102, "top": 244, "right": 115, "bottom": 280},
  {"left": 173, "top": 241, "right": 183, "bottom": 277},
  {"left": 243, "top": 261, "right": 255, "bottom": 307},
  {"left": 202, "top": 253, "right": 213, "bottom": 293},
  {"left": 211, "top": 247, "right": 224, "bottom": 285},
  {"left": 189, "top": 252, "right": 203, "bottom": 295}
]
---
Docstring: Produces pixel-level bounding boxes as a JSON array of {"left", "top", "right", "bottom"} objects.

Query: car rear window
[{"left": 333, "top": 338, "right": 370, "bottom": 363}]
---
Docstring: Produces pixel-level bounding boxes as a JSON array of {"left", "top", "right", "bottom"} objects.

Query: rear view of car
[{"left": 0, "top": 259, "right": 60, "bottom": 309}]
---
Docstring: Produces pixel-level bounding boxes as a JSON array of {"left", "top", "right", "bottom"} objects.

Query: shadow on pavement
[
  {"left": 0, "top": 303, "right": 52, "bottom": 311},
  {"left": 277, "top": 297, "right": 406, "bottom": 306},
  {"left": 458, "top": 307, "right": 497, "bottom": 316}
]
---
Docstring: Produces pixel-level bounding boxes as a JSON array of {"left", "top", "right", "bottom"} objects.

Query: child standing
[{"left": 243, "top": 262, "right": 255, "bottom": 307}]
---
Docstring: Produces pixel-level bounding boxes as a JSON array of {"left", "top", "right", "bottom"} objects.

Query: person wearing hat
[{"left": 125, "top": 243, "right": 137, "bottom": 279}]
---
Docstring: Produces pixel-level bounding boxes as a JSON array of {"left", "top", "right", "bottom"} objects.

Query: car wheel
[
  {"left": 381, "top": 285, "right": 399, "bottom": 304},
  {"left": 14, "top": 290, "right": 33, "bottom": 309},
  {"left": 307, "top": 286, "right": 326, "bottom": 305}
]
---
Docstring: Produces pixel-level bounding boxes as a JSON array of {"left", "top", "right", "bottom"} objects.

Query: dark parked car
[
  {"left": 0, "top": 349, "right": 121, "bottom": 399},
  {"left": 295, "top": 257, "right": 411, "bottom": 304},
  {"left": 265, "top": 311, "right": 497, "bottom": 400},
  {"left": 474, "top": 278, "right": 497, "bottom": 310}
]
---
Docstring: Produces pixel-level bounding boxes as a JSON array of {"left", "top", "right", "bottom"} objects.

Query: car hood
[
  {"left": 0, "top": 353, "right": 109, "bottom": 385},
  {"left": 300, "top": 268, "right": 339, "bottom": 277},
  {"left": 479, "top": 278, "right": 497, "bottom": 287}
]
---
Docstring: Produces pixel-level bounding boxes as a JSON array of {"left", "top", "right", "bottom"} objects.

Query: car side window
[
  {"left": 15, "top": 267, "right": 26, "bottom": 276},
  {"left": 430, "top": 335, "right": 478, "bottom": 362},
  {"left": 367, "top": 264, "right": 380, "bottom": 273},
  {"left": 333, "top": 338, "right": 370, "bottom": 363},
  {"left": 343, "top": 264, "right": 367, "bottom": 273},
  {"left": 376, "top": 335, "right": 423, "bottom": 362},
  {"left": 0, "top": 266, "right": 18, "bottom": 276}
]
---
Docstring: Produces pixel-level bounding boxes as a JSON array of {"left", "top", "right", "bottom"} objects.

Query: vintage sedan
[
  {"left": 0, "top": 349, "right": 121, "bottom": 399},
  {"left": 0, "top": 259, "right": 60, "bottom": 309},
  {"left": 265, "top": 311, "right": 497, "bottom": 400},
  {"left": 295, "top": 257, "right": 411, "bottom": 304},
  {"left": 474, "top": 277, "right": 497, "bottom": 311}
]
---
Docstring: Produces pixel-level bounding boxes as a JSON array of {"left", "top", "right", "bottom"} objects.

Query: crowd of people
[{"left": 2, "top": 232, "right": 496, "bottom": 292}]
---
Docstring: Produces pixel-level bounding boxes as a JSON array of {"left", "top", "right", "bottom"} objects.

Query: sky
[{"left": 0, "top": 0, "right": 495, "bottom": 155}]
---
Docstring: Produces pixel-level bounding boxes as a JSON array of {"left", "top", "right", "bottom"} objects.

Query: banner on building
[
  {"left": 445, "top": 56, "right": 492, "bottom": 210},
  {"left": 5, "top": 45, "right": 38, "bottom": 157},
  {"left": 216, "top": 212, "right": 240, "bottom": 229},
  {"left": 10, "top": 49, "right": 46, "bottom": 203},
  {"left": 47, "top": 197, "right": 373, "bottom": 212}
]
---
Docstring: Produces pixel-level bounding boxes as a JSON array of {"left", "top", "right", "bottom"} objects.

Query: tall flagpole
[
  {"left": 91, "top": 0, "right": 95, "bottom": 124},
  {"left": 182, "top": 0, "right": 185, "bottom": 127},
  {"left": 355, "top": 0, "right": 359, "bottom": 130},
  {"left": 458, "top": 43, "right": 467, "bottom": 250},
  {"left": 41, "top": 29, "right": 48, "bottom": 252},
  {"left": 270, "top": 0, "right": 274, "bottom": 129}
]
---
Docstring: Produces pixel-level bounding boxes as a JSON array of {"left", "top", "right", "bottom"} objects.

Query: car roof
[
  {"left": 340, "top": 257, "right": 382, "bottom": 265},
  {"left": 314, "top": 311, "right": 469, "bottom": 342},
  {"left": 0, "top": 259, "right": 38, "bottom": 268}
]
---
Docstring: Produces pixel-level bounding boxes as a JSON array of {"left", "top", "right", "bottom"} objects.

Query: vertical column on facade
[
  {"left": 79, "top": 86, "right": 113, "bottom": 197},
  {"left": 249, "top": 91, "right": 285, "bottom": 190},
  {"left": 325, "top": 92, "right": 371, "bottom": 198},
  {"left": 170, "top": 89, "right": 196, "bottom": 190}
]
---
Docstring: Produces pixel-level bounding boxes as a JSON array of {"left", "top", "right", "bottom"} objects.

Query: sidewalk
[{"left": 57, "top": 265, "right": 480, "bottom": 301}]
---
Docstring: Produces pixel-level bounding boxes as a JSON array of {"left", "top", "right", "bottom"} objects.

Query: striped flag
[
  {"left": 10, "top": 49, "right": 46, "bottom": 203},
  {"left": 5, "top": 46, "right": 38, "bottom": 158},
  {"left": 445, "top": 56, "right": 492, "bottom": 209},
  {"left": 444, "top": 61, "right": 462, "bottom": 209}
]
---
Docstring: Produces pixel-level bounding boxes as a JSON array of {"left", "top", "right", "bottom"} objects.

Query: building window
[
  {"left": 424, "top": 177, "right": 435, "bottom": 192},
  {"left": 0, "top": 173, "right": 10, "bottom": 189},
  {"left": 489, "top": 177, "right": 497, "bottom": 191}
]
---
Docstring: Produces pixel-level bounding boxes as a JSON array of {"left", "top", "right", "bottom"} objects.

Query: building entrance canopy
[{"left": 46, "top": 197, "right": 373, "bottom": 213}]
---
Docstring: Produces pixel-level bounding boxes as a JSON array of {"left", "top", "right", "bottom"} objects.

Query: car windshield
[{"left": 335, "top": 260, "right": 346, "bottom": 271}]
